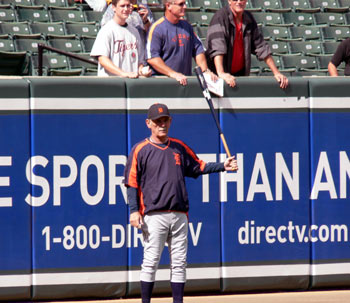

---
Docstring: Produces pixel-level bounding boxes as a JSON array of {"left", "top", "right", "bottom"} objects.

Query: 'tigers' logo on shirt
[
  {"left": 171, "top": 33, "right": 190, "bottom": 47},
  {"left": 173, "top": 152, "right": 181, "bottom": 165},
  {"left": 114, "top": 40, "right": 138, "bottom": 56}
]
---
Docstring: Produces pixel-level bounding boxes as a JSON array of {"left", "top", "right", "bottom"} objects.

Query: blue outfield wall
[{"left": 0, "top": 77, "right": 349, "bottom": 300}]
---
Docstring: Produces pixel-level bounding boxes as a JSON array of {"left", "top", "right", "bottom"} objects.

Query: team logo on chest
[
  {"left": 171, "top": 33, "right": 190, "bottom": 47},
  {"left": 114, "top": 39, "right": 138, "bottom": 56},
  {"left": 173, "top": 152, "right": 181, "bottom": 165}
]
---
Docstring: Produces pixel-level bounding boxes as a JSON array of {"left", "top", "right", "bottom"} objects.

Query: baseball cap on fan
[{"left": 147, "top": 103, "right": 170, "bottom": 120}]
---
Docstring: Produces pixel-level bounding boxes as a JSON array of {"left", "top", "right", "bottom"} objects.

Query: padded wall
[
  {"left": 220, "top": 77, "right": 311, "bottom": 292},
  {"left": 309, "top": 78, "right": 350, "bottom": 288},
  {"left": 0, "top": 79, "right": 31, "bottom": 301},
  {"left": 28, "top": 78, "right": 128, "bottom": 300},
  {"left": 0, "top": 77, "right": 349, "bottom": 301}
]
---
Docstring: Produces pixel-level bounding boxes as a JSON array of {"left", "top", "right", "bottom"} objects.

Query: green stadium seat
[
  {"left": 322, "top": 41, "right": 340, "bottom": 54},
  {"left": 14, "top": 36, "right": 47, "bottom": 53},
  {"left": 147, "top": 0, "right": 161, "bottom": 5},
  {"left": 196, "top": 25, "right": 208, "bottom": 40},
  {"left": 152, "top": 11, "right": 164, "bottom": 21},
  {"left": 0, "top": 8, "right": 16, "bottom": 22},
  {"left": 250, "top": 55, "right": 264, "bottom": 75},
  {"left": 261, "top": 55, "right": 294, "bottom": 75},
  {"left": 281, "top": 0, "right": 320, "bottom": 12},
  {"left": 314, "top": 12, "right": 346, "bottom": 25},
  {"left": 187, "top": 0, "right": 194, "bottom": 6},
  {"left": 322, "top": 26, "right": 350, "bottom": 40},
  {"left": 48, "top": 37, "right": 84, "bottom": 53},
  {"left": 281, "top": 55, "right": 322, "bottom": 76},
  {"left": 281, "top": 54, "right": 317, "bottom": 71},
  {"left": 250, "top": 61, "right": 260, "bottom": 75},
  {"left": 65, "top": 22, "right": 99, "bottom": 38},
  {"left": 283, "top": 12, "right": 315, "bottom": 25},
  {"left": 245, "top": 1, "right": 263, "bottom": 13},
  {"left": 30, "top": 21, "right": 67, "bottom": 38},
  {"left": 0, "top": 50, "right": 27, "bottom": 75},
  {"left": 32, "top": 52, "right": 82, "bottom": 75},
  {"left": 50, "top": 7, "right": 85, "bottom": 22},
  {"left": 0, "top": 36, "right": 15, "bottom": 52},
  {"left": 2, "top": 0, "right": 33, "bottom": 6},
  {"left": 190, "top": 0, "right": 221, "bottom": 11},
  {"left": 33, "top": 0, "right": 67, "bottom": 7},
  {"left": 290, "top": 26, "right": 322, "bottom": 40},
  {"left": 262, "top": 26, "right": 291, "bottom": 41},
  {"left": 267, "top": 40, "right": 290, "bottom": 54},
  {"left": 81, "top": 36, "right": 95, "bottom": 52},
  {"left": 17, "top": 6, "right": 51, "bottom": 22},
  {"left": 0, "top": 22, "right": 31, "bottom": 36},
  {"left": 84, "top": 10, "right": 103, "bottom": 23},
  {"left": 339, "top": 0, "right": 350, "bottom": 7},
  {"left": 345, "top": 12, "right": 350, "bottom": 23},
  {"left": 251, "top": 12, "right": 284, "bottom": 26},
  {"left": 288, "top": 40, "right": 323, "bottom": 55},
  {"left": 185, "top": 11, "right": 214, "bottom": 26},
  {"left": 251, "top": 0, "right": 291, "bottom": 12},
  {"left": 68, "top": 52, "right": 97, "bottom": 74},
  {"left": 309, "top": 0, "right": 348, "bottom": 12},
  {"left": 316, "top": 54, "right": 332, "bottom": 70}
]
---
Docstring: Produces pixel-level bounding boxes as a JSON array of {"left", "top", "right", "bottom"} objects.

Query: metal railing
[{"left": 37, "top": 43, "right": 98, "bottom": 76}]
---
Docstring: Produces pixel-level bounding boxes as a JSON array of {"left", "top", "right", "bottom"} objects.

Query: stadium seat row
[
  {"left": 247, "top": 0, "right": 350, "bottom": 12},
  {"left": 251, "top": 54, "right": 344, "bottom": 76},
  {"left": 0, "top": 6, "right": 103, "bottom": 23},
  {"left": 261, "top": 25, "right": 350, "bottom": 41},
  {"left": 150, "top": 10, "right": 350, "bottom": 26},
  {"left": 0, "top": 34, "right": 95, "bottom": 53},
  {"left": 0, "top": 21, "right": 100, "bottom": 38},
  {"left": 0, "top": 0, "right": 72, "bottom": 8},
  {"left": 252, "top": 11, "right": 350, "bottom": 26}
]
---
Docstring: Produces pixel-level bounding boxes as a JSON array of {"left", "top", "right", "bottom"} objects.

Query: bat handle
[{"left": 220, "top": 133, "right": 231, "bottom": 158}]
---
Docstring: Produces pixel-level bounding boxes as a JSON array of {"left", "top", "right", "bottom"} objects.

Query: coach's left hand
[{"left": 224, "top": 156, "right": 238, "bottom": 171}]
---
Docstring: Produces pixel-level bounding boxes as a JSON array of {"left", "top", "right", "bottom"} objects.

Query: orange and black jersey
[{"left": 124, "top": 137, "right": 224, "bottom": 215}]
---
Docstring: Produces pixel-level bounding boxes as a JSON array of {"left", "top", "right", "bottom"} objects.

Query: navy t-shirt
[
  {"left": 146, "top": 16, "right": 204, "bottom": 76},
  {"left": 124, "top": 137, "right": 206, "bottom": 215}
]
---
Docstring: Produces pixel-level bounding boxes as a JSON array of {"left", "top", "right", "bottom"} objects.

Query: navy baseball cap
[{"left": 147, "top": 103, "right": 170, "bottom": 120}]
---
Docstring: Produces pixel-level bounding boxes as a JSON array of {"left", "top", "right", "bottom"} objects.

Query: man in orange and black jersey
[{"left": 123, "top": 103, "right": 238, "bottom": 303}]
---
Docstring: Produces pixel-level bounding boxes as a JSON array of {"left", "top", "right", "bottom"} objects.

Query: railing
[{"left": 37, "top": 44, "right": 98, "bottom": 76}]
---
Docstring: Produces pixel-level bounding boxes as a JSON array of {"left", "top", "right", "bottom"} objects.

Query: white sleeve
[
  {"left": 90, "top": 26, "right": 111, "bottom": 58},
  {"left": 84, "top": 0, "right": 107, "bottom": 12}
]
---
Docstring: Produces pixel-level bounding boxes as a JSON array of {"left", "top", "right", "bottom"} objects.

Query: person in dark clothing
[
  {"left": 328, "top": 38, "right": 350, "bottom": 76},
  {"left": 206, "top": 0, "right": 288, "bottom": 88}
]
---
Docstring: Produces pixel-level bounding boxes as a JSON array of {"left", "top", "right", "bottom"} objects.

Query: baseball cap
[{"left": 147, "top": 103, "right": 171, "bottom": 120}]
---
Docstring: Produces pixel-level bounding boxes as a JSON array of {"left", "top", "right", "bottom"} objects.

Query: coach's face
[{"left": 146, "top": 116, "right": 172, "bottom": 143}]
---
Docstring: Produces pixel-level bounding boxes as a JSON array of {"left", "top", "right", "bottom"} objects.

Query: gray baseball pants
[{"left": 140, "top": 211, "right": 188, "bottom": 283}]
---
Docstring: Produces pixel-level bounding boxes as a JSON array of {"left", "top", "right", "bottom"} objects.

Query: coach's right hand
[{"left": 130, "top": 211, "right": 144, "bottom": 229}]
